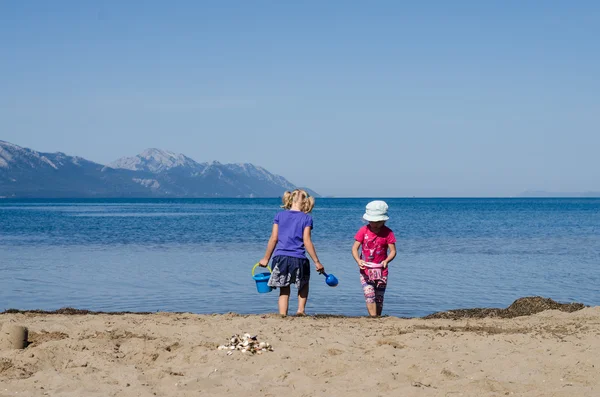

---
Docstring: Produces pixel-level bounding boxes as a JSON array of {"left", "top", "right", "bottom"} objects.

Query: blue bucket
[{"left": 252, "top": 263, "right": 273, "bottom": 293}]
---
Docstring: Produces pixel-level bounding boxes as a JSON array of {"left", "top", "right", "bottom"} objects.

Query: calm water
[{"left": 1, "top": 198, "right": 599, "bottom": 317}]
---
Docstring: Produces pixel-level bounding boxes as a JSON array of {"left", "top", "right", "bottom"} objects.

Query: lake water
[{"left": 0, "top": 198, "right": 598, "bottom": 317}]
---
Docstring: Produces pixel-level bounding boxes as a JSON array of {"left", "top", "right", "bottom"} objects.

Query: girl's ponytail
[
  {"left": 281, "top": 191, "right": 293, "bottom": 210},
  {"left": 302, "top": 194, "right": 315, "bottom": 213}
]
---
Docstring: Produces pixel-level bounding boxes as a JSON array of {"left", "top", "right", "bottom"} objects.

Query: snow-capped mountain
[
  {"left": 0, "top": 141, "right": 316, "bottom": 198},
  {"left": 107, "top": 149, "right": 303, "bottom": 197},
  {"left": 226, "top": 163, "right": 296, "bottom": 189},
  {"left": 107, "top": 149, "right": 204, "bottom": 173},
  {"left": 0, "top": 140, "right": 92, "bottom": 171}
]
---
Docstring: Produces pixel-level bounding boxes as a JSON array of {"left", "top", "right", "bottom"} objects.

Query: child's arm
[
  {"left": 381, "top": 243, "right": 396, "bottom": 268},
  {"left": 351, "top": 241, "right": 366, "bottom": 269},
  {"left": 258, "top": 224, "right": 279, "bottom": 267},
  {"left": 303, "top": 226, "right": 324, "bottom": 273}
]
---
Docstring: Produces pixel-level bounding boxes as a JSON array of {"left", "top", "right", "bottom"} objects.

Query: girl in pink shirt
[{"left": 351, "top": 200, "right": 397, "bottom": 316}]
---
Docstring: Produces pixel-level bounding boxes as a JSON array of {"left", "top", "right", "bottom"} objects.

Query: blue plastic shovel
[{"left": 322, "top": 271, "right": 339, "bottom": 287}]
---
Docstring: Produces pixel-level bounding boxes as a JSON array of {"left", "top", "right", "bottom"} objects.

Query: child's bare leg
[
  {"left": 376, "top": 304, "right": 383, "bottom": 316},
  {"left": 297, "top": 283, "right": 309, "bottom": 314},
  {"left": 366, "top": 302, "right": 377, "bottom": 316},
  {"left": 278, "top": 286, "right": 290, "bottom": 316}
]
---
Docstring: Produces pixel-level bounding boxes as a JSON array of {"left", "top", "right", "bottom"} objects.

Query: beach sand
[{"left": 1, "top": 300, "right": 599, "bottom": 397}]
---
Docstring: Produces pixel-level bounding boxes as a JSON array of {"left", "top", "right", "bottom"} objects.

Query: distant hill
[
  {"left": 518, "top": 190, "right": 600, "bottom": 198},
  {"left": 0, "top": 141, "right": 318, "bottom": 198}
]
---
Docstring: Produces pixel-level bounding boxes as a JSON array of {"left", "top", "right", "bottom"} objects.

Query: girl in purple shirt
[{"left": 258, "top": 189, "right": 325, "bottom": 316}]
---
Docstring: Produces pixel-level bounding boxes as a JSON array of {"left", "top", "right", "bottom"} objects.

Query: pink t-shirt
[
  {"left": 355, "top": 225, "right": 396, "bottom": 263},
  {"left": 355, "top": 225, "right": 396, "bottom": 283}
]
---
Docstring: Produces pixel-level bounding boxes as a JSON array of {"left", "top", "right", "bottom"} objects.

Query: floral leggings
[{"left": 359, "top": 273, "right": 386, "bottom": 304}]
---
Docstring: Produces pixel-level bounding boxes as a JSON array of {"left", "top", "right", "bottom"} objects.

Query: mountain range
[
  {"left": 0, "top": 140, "right": 317, "bottom": 198},
  {"left": 517, "top": 190, "right": 600, "bottom": 198}
]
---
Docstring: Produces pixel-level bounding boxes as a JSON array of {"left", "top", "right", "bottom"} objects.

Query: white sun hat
[{"left": 363, "top": 200, "right": 389, "bottom": 222}]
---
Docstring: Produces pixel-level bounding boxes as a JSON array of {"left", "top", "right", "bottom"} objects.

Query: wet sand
[{"left": 1, "top": 298, "right": 598, "bottom": 397}]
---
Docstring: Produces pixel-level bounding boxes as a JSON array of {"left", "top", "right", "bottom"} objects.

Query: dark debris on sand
[
  {"left": 424, "top": 297, "right": 586, "bottom": 320},
  {"left": 1, "top": 307, "right": 154, "bottom": 315}
]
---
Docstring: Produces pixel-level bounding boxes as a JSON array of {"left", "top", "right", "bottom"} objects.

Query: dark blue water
[{"left": 1, "top": 198, "right": 598, "bottom": 317}]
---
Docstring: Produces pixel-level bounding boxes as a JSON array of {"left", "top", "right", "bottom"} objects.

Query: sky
[{"left": 1, "top": 1, "right": 599, "bottom": 197}]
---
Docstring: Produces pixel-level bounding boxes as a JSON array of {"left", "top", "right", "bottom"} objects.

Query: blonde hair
[{"left": 281, "top": 189, "right": 315, "bottom": 213}]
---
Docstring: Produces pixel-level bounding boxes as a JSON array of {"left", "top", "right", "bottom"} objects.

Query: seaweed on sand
[
  {"left": 1, "top": 307, "right": 154, "bottom": 315},
  {"left": 423, "top": 296, "right": 586, "bottom": 320}
]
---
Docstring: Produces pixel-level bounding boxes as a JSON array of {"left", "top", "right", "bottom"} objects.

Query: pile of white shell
[{"left": 217, "top": 333, "right": 273, "bottom": 355}]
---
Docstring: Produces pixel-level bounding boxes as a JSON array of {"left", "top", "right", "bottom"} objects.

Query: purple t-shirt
[{"left": 272, "top": 210, "right": 313, "bottom": 259}]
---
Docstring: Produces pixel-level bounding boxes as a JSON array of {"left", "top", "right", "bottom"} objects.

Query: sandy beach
[{"left": 1, "top": 299, "right": 599, "bottom": 397}]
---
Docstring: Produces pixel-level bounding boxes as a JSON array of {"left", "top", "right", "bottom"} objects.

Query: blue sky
[{"left": 1, "top": 1, "right": 598, "bottom": 197}]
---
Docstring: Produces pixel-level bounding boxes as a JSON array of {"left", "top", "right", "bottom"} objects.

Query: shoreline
[{"left": 1, "top": 296, "right": 587, "bottom": 320}]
